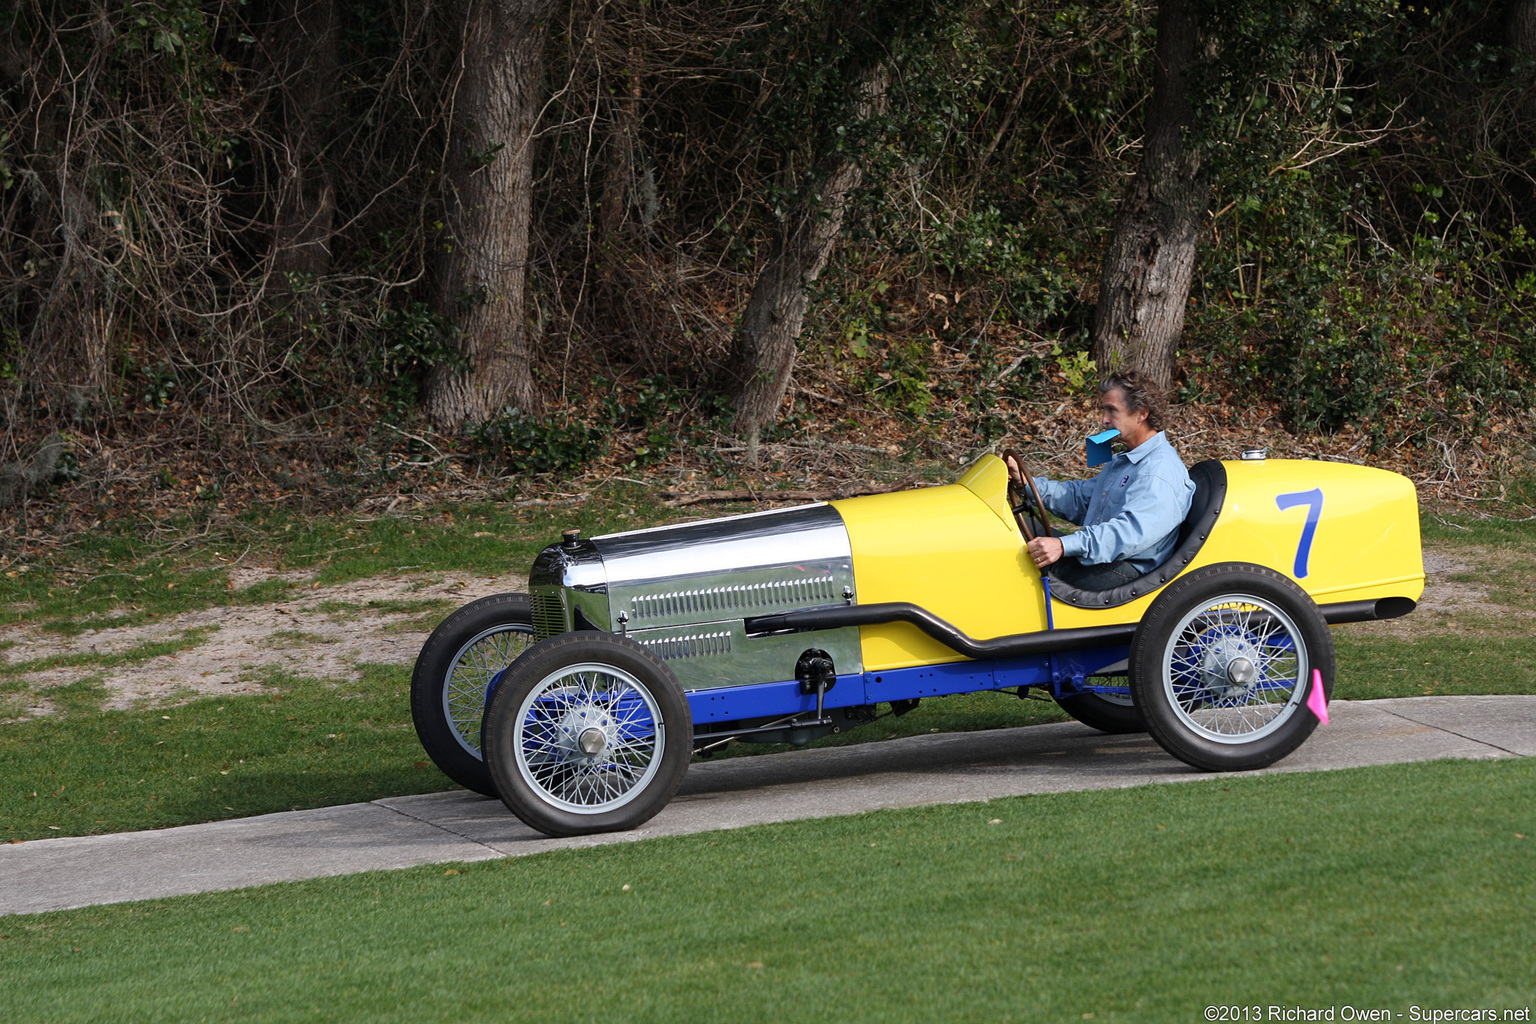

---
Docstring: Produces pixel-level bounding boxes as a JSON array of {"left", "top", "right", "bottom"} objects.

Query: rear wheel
[
  {"left": 1129, "top": 563, "right": 1333, "bottom": 771},
  {"left": 482, "top": 631, "right": 692, "bottom": 837},
  {"left": 1055, "top": 690, "right": 1145, "bottom": 734},
  {"left": 410, "top": 593, "right": 535, "bottom": 796}
]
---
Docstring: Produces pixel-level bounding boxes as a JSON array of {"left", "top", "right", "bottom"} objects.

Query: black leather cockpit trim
[{"left": 1045, "top": 459, "right": 1228, "bottom": 611}]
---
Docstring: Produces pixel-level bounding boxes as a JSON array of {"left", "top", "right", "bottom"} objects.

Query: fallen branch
[
  {"left": 508, "top": 492, "right": 592, "bottom": 510},
  {"left": 352, "top": 491, "right": 591, "bottom": 517},
  {"left": 664, "top": 478, "right": 935, "bottom": 506}
]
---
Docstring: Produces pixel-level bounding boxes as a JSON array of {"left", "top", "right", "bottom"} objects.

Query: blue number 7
[{"left": 1275, "top": 488, "right": 1324, "bottom": 579}]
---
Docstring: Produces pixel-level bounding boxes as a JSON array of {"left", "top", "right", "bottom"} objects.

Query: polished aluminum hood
[{"left": 528, "top": 503, "right": 862, "bottom": 690}]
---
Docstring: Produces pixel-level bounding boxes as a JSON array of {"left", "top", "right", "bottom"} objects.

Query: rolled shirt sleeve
[{"left": 1031, "top": 433, "right": 1195, "bottom": 572}]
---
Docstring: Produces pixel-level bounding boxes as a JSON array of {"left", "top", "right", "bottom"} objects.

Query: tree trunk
[
  {"left": 1509, "top": 0, "right": 1536, "bottom": 55},
  {"left": 729, "top": 64, "right": 888, "bottom": 450},
  {"left": 597, "top": 42, "right": 641, "bottom": 249},
  {"left": 263, "top": 0, "right": 340, "bottom": 292},
  {"left": 426, "top": 0, "right": 553, "bottom": 428},
  {"left": 1090, "top": 0, "right": 1208, "bottom": 392}
]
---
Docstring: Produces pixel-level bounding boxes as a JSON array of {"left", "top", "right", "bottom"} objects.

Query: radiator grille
[{"left": 531, "top": 593, "right": 565, "bottom": 640}]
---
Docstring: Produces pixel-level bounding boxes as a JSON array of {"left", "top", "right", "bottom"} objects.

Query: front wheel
[
  {"left": 1129, "top": 563, "right": 1333, "bottom": 772},
  {"left": 410, "top": 593, "right": 536, "bottom": 796},
  {"left": 482, "top": 631, "right": 692, "bottom": 837}
]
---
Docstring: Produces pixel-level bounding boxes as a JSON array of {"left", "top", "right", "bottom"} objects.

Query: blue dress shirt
[{"left": 1032, "top": 431, "right": 1195, "bottom": 573}]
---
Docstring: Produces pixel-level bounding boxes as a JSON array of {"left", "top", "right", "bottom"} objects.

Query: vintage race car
[{"left": 410, "top": 450, "right": 1423, "bottom": 837}]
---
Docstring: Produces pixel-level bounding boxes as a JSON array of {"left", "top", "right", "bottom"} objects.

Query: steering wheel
[{"left": 1003, "top": 450, "right": 1053, "bottom": 543}]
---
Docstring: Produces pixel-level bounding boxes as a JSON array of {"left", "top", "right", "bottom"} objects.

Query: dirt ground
[
  {"left": 1341, "top": 546, "right": 1532, "bottom": 640},
  {"left": 2, "top": 570, "right": 526, "bottom": 719}
]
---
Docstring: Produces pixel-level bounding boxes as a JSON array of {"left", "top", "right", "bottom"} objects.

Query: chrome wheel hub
[
  {"left": 552, "top": 705, "right": 617, "bottom": 762},
  {"left": 1197, "top": 635, "right": 1259, "bottom": 702},
  {"left": 577, "top": 725, "right": 609, "bottom": 757}
]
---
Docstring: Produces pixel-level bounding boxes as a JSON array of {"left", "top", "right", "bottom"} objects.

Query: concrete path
[{"left": 4, "top": 695, "right": 1533, "bottom": 917}]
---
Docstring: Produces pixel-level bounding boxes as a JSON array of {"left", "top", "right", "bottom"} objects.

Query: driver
[{"left": 1007, "top": 371, "right": 1195, "bottom": 591}]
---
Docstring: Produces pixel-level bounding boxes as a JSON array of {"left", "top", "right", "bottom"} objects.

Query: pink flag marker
[{"left": 1306, "top": 668, "right": 1329, "bottom": 725}]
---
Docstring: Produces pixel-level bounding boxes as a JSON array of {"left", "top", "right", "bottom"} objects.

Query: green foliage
[
  {"left": 603, "top": 376, "right": 706, "bottom": 468},
  {"left": 828, "top": 279, "right": 889, "bottom": 360},
  {"left": 613, "top": 376, "right": 686, "bottom": 429},
  {"left": 1191, "top": 156, "right": 1536, "bottom": 433},
  {"left": 1175, "top": 0, "right": 1536, "bottom": 438},
  {"left": 864, "top": 339, "right": 934, "bottom": 420},
  {"left": 0, "top": 128, "right": 14, "bottom": 193},
  {"left": 468, "top": 409, "right": 607, "bottom": 476},
  {"left": 1052, "top": 344, "right": 1097, "bottom": 395},
  {"left": 365, "top": 304, "right": 464, "bottom": 413},
  {"left": 725, "top": 0, "right": 946, "bottom": 169},
  {"left": 117, "top": 0, "right": 213, "bottom": 59},
  {"left": 127, "top": 361, "right": 180, "bottom": 412},
  {"left": 51, "top": 444, "right": 80, "bottom": 485},
  {"left": 1190, "top": 0, "right": 1399, "bottom": 184},
  {"left": 5, "top": 0, "right": 1536, "bottom": 471},
  {"left": 926, "top": 207, "right": 1084, "bottom": 324}
]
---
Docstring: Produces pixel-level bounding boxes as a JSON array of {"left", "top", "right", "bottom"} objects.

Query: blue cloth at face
[{"left": 1032, "top": 431, "right": 1195, "bottom": 573}]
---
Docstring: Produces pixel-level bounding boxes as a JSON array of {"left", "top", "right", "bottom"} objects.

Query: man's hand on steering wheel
[{"left": 1002, "top": 450, "right": 1053, "bottom": 546}]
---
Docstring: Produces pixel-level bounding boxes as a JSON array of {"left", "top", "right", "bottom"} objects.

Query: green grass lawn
[
  {"left": 2, "top": 757, "right": 1532, "bottom": 1023},
  {"left": 0, "top": 666, "right": 445, "bottom": 842},
  {"left": 2, "top": 506, "right": 1533, "bottom": 1021}
]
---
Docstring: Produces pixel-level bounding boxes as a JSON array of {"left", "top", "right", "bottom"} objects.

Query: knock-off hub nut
[{"left": 577, "top": 727, "right": 608, "bottom": 756}]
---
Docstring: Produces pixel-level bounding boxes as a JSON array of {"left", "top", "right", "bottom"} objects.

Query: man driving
[{"left": 1007, "top": 371, "right": 1195, "bottom": 591}]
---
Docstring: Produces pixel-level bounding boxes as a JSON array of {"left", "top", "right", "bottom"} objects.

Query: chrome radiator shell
[{"left": 528, "top": 503, "right": 860, "bottom": 690}]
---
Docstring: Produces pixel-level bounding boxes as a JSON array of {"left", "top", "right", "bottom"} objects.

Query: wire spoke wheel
[
  {"left": 1131, "top": 563, "right": 1333, "bottom": 772},
  {"left": 514, "top": 663, "right": 666, "bottom": 813},
  {"left": 484, "top": 632, "right": 692, "bottom": 837},
  {"left": 1163, "top": 596, "right": 1306, "bottom": 743},
  {"left": 411, "top": 593, "right": 535, "bottom": 796},
  {"left": 443, "top": 625, "right": 535, "bottom": 757}
]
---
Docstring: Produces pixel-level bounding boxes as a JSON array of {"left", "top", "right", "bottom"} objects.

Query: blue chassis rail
[{"left": 686, "top": 645, "right": 1130, "bottom": 727}]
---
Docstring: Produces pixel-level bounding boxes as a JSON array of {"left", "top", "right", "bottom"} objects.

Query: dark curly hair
[{"left": 1100, "top": 371, "right": 1169, "bottom": 432}]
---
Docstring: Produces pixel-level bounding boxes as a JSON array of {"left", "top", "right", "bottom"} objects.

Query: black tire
[
  {"left": 1129, "top": 563, "right": 1333, "bottom": 772},
  {"left": 482, "top": 631, "right": 692, "bottom": 837},
  {"left": 1055, "top": 690, "right": 1146, "bottom": 734},
  {"left": 410, "top": 593, "right": 536, "bottom": 797}
]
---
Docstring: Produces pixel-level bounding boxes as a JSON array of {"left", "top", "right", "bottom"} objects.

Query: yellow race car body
[
  {"left": 415, "top": 449, "right": 1423, "bottom": 836},
  {"left": 838, "top": 454, "right": 1422, "bottom": 671}
]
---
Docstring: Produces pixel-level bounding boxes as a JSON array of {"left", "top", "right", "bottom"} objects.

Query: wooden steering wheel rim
[{"left": 1003, "top": 450, "right": 1053, "bottom": 542}]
